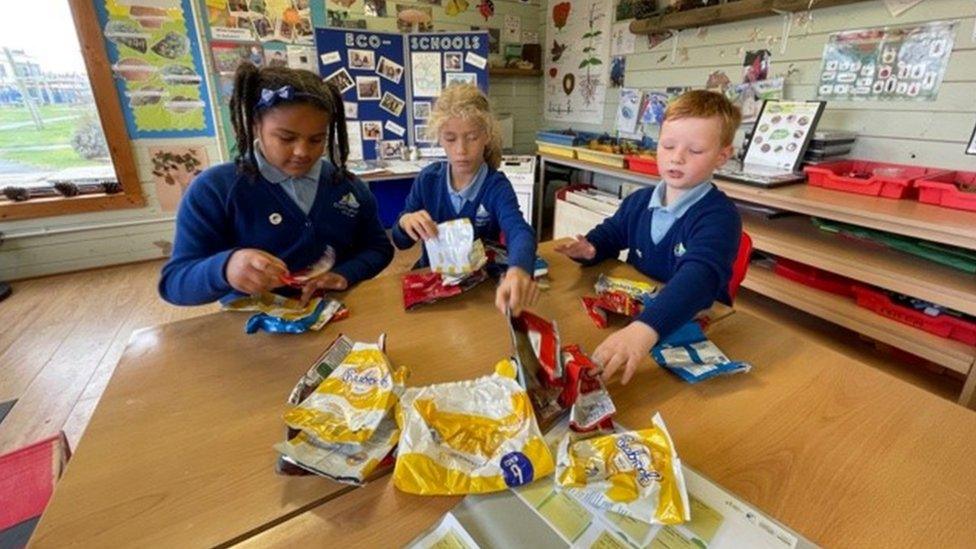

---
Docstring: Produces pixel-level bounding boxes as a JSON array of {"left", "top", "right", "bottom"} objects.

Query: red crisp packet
[
  {"left": 562, "top": 346, "right": 616, "bottom": 433},
  {"left": 581, "top": 296, "right": 608, "bottom": 329},
  {"left": 596, "top": 291, "right": 644, "bottom": 318},
  {"left": 510, "top": 311, "right": 563, "bottom": 382},
  {"left": 401, "top": 270, "right": 488, "bottom": 310}
]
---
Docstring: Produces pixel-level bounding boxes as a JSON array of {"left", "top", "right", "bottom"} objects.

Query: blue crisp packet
[
  {"left": 652, "top": 321, "right": 751, "bottom": 384},
  {"left": 245, "top": 299, "right": 327, "bottom": 334}
]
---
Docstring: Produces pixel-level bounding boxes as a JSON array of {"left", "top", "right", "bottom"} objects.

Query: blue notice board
[
  {"left": 407, "top": 32, "right": 489, "bottom": 153},
  {"left": 316, "top": 28, "right": 408, "bottom": 161}
]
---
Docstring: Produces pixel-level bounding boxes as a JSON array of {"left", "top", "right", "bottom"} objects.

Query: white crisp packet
[{"left": 424, "top": 218, "right": 487, "bottom": 275}]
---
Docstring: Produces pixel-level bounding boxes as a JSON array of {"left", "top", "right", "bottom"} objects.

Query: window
[{"left": 0, "top": 0, "right": 143, "bottom": 221}]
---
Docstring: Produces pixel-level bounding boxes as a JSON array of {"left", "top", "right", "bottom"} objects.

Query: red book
[{"left": 0, "top": 432, "right": 71, "bottom": 531}]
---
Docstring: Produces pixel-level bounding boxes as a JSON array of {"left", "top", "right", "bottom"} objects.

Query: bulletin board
[
  {"left": 406, "top": 31, "right": 489, "bottom": 155},
  {"left": 317, "top": 28, "right": 408, "bottom": 161},
  {"left": 95, "top": 0, "right": 215, "bottom": 138}
]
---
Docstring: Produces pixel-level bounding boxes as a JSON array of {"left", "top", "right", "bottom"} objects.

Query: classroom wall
[
  {"left": 542, "top": 0, "right": 976, "bottom": 172},
  {"left": 0, "top": 0, "right": 545, "bottom": 281}
]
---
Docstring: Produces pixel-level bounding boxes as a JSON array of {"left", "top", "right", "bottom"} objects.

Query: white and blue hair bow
[{"left": 255, "top": 85, "right": 296, "bottom": 110}]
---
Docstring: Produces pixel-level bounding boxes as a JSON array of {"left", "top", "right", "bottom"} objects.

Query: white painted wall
[{"left": 542, "top": 0, "right": 976, "bottom": 171}]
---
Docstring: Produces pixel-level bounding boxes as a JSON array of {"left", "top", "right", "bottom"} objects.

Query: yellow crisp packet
[
  {"left": 393, "top": 359, "right": 555, "bottom": 495},
  {"left": 284, "top": 339, "right": 409, "bottom": 445},
  {"left": 556, "top": 413, "right": 690, "bottom": 525},
  {"left": 594, "top": 274, "right": 657, "bottom": 301},
  {"left": 424, "top": 218, "right": 488, "bottom": 275},
  {"left": 224, "top": 292, "right": 319, "bottom": 319},
  {"left": 274, "top": 413, "right": 398, "bottom": 485}
]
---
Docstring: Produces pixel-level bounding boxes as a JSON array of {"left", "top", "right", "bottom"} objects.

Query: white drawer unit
[{"left": 499, "top": 155, "right": 536, "bottom": 226}]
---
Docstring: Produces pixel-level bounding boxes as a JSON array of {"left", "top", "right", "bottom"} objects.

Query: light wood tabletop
[
  {"left": 29, "top": 243, "right": 726, "bottom": 547},
  {"left": 29, "top": 242, "right": 976, "bottom": 547},
  {"left": 238, "top": 307, "right": 976, "bottom": 549}
]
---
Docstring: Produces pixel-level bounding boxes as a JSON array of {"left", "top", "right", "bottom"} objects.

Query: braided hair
[{"left": 229, "top": 63, "right": 351, "bottom": 183}]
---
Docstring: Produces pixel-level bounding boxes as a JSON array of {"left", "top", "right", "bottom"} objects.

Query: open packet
[
  {"left": 508, "top": 311, "right": 616, "bottom": 434},
  {"left": 424, "top": 218, "right": 488, "bottom": 275},
  {"left": 223, "top": 293, "right": 347, "bottom": 334},
  {"left": 555, "top": 412, "right": 690, "bottom": 525},
  {"left": 275, "top": 334, "right": 408, "bottom": 484},
  {"left": 581, "top": 274, "right": 658, "bottom": 328},
  {"left": 402, "top": 219, "right": 490, "bottom": 310},
  {"left": 652, "top": 321, "right": 751, "bottom": 383},
  {"left": 393, "top": 359, "right": 555, "bottom": 495},
  {"left": 279, "top": 246, "right": 337, "bottom": 287}
]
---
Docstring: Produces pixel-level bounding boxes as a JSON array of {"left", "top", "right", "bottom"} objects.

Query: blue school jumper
[
  {"left": 159, "top": 161, "right": 394, "bottom": 305},
  {"left": 390, "top": 161, "right": 537, "bottom": 273},
  {"left": 581, "top": 183, "right": 741, "bottom": 339}
]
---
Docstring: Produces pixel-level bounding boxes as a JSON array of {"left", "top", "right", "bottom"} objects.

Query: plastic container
[
  {"left": 575, "top": 147, "right": 626, "bottom": 168},
  {"left": 803, "top": 160, "right": 948, "bottom": 199},
  {"left": 535, "top": 130, "right": 597, "bottom": 146},
  {"left": 625, "top": 155, "right": 660, "bottom": 176},
  {"left": 915, "top": 171, "right": 976, "bottom": 212},
  {"left": 536, "top": 141, "right": 577, "bottom": 159},
  {"left": 773, "top": 258, "right": 857, "bottom": 298},
  {"left": 851, "top": 286, "right": 976, "bottom": 345}
]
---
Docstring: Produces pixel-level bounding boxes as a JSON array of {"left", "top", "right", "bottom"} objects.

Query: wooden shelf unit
[
  {"left": 742, "top": 266, "right": 976, "bottom": 378},
  {"left": 742, "top": 213, "right": 976, "bottom": 317},
  {"left": 714, "top": 178, "right": 976, "bottom": 251},
  {"left": 629, "top": 0, "right": 871, "bottom": 35}
]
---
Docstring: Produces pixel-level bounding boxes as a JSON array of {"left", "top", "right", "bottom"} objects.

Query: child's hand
[
  {"left": 592, "top": 321, "right": 659, "bottom": 385},
  {"left": 554, "top": 235, "right": 597, "bottom": 261},
  {"left": 299, "top": 273, "right": 349, "bottom": 306},
  {"left": 495, "top": 267, "right": 539, "bottom": 316},
  {"left": 399, "top": 210, "right": 439, "bottom": 241},
  {"left": 226, "top": 249, "right": 288, "bottom": 295}
]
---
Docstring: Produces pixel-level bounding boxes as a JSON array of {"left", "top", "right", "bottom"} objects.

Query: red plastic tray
[
  {"left": 625, "top": 155, "right": 660, "bottom": 176},
  {"left": 915, "top": 171, "right": 976, "bottom": 212},
  {"left": 773, "top": 258, "right": 856, "bottom": 297},
  {"left": 851, "top": 286, "right": 976, "bottom": 345},
  {"left": 803, "top": 160, "right": 948, "bottom": 199}
]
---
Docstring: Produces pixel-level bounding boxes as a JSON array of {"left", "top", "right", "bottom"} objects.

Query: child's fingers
[
  {"left": 620, "top": 356, "right": 639, "bottom": 385},
  {"left": 601, "top": 353, "right": 625, "bottom": 383},
  {"left": 495, "top": 284, "right": 510, "bottom": 314}
]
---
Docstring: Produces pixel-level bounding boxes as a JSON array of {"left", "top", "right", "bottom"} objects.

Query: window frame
[{"left": 0, "top": 0, "right": 145, "bottom": 222}]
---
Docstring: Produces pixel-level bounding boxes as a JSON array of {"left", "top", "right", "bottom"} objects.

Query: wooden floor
[{"left": 0, "top": 246, "right": 962, "bottom": 455}]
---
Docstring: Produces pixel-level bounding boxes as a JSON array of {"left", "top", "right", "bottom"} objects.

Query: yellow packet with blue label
[
  {"left": 284, "top": 337, "right": 408, "bottom": 445},
  {"left": 556, "top": 413, "right": 690, "bottom": 525},
  {"left": 393, "top": 359, "right": 555, "bottom": 495}
]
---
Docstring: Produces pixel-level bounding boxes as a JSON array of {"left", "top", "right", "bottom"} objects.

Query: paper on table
[{"left": 407, "top": 512, "right": 480, "bottom": 549}]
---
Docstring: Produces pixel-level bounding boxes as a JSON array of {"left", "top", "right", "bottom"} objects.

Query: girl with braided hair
[{"left": 160, "top": 63, "right": 393, "bottom": 306}]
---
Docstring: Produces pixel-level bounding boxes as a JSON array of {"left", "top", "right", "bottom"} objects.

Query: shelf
[
  {"left": 742, "top": 265, "right": 975, "bottom": 377},
  {"left": 489, "top": 67, "right": 542, "bottom": 77},
  {"left": 715, "top": 178, "right": 976, "bottom": 251},
  {"left": 629, "top": 0, "right": 871, "bottom": 35},
  {"left": 539, "top": 153, "right": 660, "bottom": 187},
  {"left": 742, "top": 213, "right": 976, "bottom": 317}
]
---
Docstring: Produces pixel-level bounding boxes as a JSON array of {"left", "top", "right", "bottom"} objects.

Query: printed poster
[
  {"left": 728, "top": 78, "right": 784, "bottom": 125},
  {"left": 149, "top": 145, "right": 210, "bottom": 211},
  {"left": 744, "top": 101, "right": 823, "bottom": 170},
  {"left": 544, "top": 0, "right": 612, "bottom": 124},
  {"left": 816, "top": 21, "right": 956, "bottom": 102},
  {"left": 98, "top": 0, "right": 214, "bottom": 137},
  {"left": 205, "top": 0, "right": 314, "bottom": 44},
  {"left": 411, "top": 51, "right": 442, "bottom": 97}
]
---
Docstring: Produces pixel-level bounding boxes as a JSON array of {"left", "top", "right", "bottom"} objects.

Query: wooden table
[{"left": 31, "top": 243, "right": 976, "bottom": 547}]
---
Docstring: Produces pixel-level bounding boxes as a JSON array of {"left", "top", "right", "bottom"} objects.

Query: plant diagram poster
[{"left": 544, "top": 1, "right": 611, "bottom": 124}]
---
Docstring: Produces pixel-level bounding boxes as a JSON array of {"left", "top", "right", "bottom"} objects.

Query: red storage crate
[
  {"left": 850, "top": 286, "right": 976, "bottom": 345},
  {"left": 803, "top": 160, "right": 948, "bottom": 199},
  {"left": 625, "top": 155, "right": 660, "bottom": 176},
  {"left": 773, "top": 258, "right": 857, "bottom": 297},
  {"left": 915, "top": 171, "right": 976, "bottom": 212}
]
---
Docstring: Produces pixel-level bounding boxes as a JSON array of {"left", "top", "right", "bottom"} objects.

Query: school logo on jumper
[
  {"left": 335, "top": 192, "right": 360, "bottom": 217},
  {"left": 474, "top": 204, "right": 490, "bottom": 226},
  {"left": 673, "top": 242, "right": 687, "bottom": 257}
]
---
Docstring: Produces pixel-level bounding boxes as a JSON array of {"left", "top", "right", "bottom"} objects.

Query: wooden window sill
[{"left": 0, "top": 192, "right": 145, "bottom": 221}]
